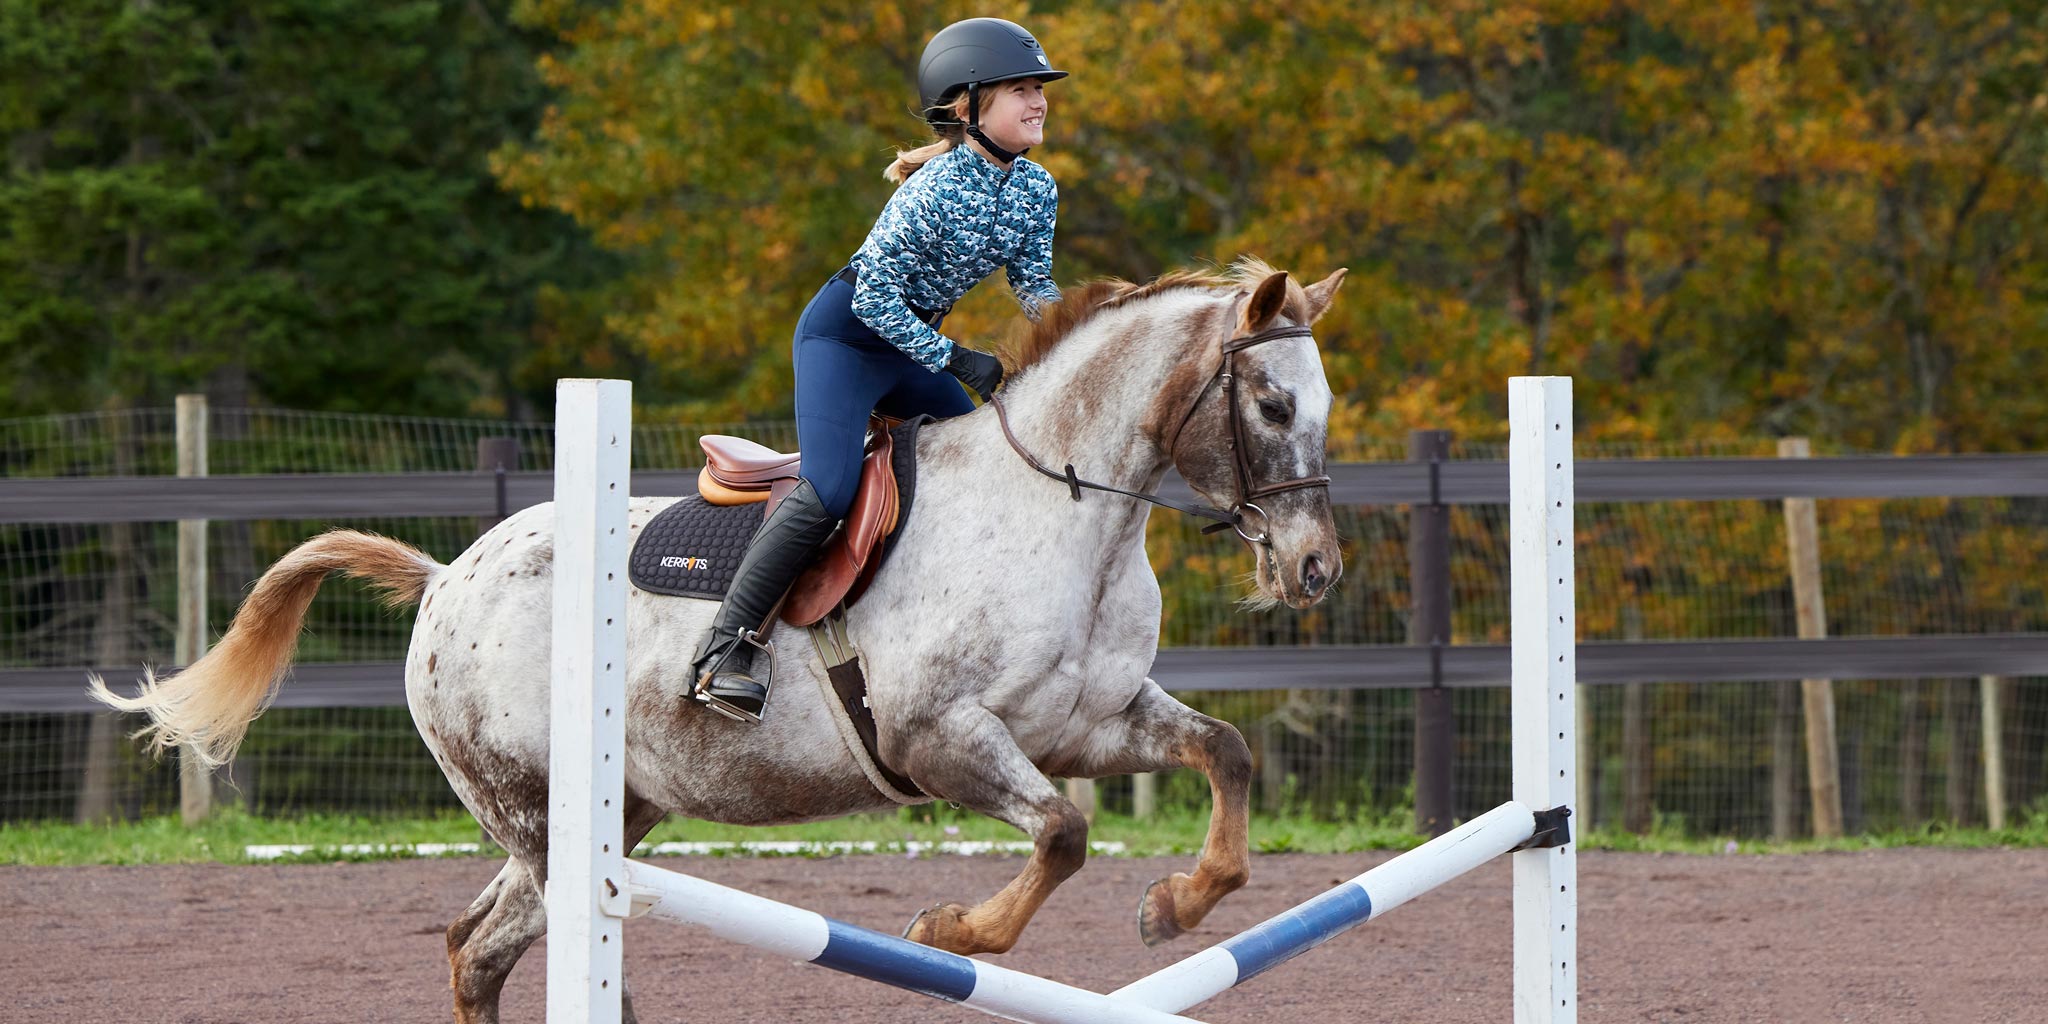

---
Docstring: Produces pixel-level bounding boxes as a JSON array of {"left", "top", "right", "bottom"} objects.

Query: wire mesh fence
[{"left": 2, "top": 407, "right": 2044, "bottom": 834}]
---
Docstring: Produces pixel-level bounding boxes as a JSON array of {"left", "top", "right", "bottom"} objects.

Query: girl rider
[{"left": 689, "top": 18, "right": 1068, "bottom": 722}]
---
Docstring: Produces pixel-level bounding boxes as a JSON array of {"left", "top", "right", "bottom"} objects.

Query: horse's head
[{"left": 1169, "top": 266, "right": 1347, "bottom": 610}]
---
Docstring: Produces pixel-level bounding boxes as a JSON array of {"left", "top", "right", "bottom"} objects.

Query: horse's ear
[
  {"left": 1240, "top": 271, "right": 1291, "bottom": 333},
  {"left": 1303, "top": 268, "right": 1347, "bottom": 324}
]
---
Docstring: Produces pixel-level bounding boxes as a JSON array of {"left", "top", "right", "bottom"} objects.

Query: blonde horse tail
[{"left": 87, "top": 529, "right": 443, "bottom": 768}]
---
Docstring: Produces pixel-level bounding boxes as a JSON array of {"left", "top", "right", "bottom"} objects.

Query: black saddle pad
[
  {"left": 628, "top": 415, "right": 933, "bottom": 603},
  {"left": 628, "top": 497, "right": 764, "bottom": 600}
]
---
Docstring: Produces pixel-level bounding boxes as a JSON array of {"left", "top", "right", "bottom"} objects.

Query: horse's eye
[{"left": 1258, "top": 398, "right": 1291, "bottom": 426}]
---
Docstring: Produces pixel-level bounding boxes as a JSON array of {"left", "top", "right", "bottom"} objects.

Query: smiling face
[{"left": 975, "top": 77, "right": 1048, "bottom": 154}]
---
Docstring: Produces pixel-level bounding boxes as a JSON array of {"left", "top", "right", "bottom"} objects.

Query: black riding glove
[{"left": 943, "top": 344, "right": 1006, "bottom": 401}]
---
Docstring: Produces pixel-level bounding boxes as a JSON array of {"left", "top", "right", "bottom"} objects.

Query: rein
[
  {"left": 989, "top": 302, "right": 1332, "bottom": 546},
  {"left": 991, "top": 391, "right": 1240, "bottom": 529}
]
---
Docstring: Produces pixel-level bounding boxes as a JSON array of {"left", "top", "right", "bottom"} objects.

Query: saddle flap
[{"left": 783, "top": 426, "right": 898, "bottom": 626}]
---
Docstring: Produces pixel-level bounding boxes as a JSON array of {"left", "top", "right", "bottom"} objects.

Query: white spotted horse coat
[{"left": 91, "top": 261, "right": 1347, "bottom": 1024}]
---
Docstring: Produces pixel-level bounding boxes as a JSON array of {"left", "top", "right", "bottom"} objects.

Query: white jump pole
[
  {"left": 548, "top": 378, "right": 633, "bottom": 1024},
  {"left": 1510, "top": 375, "right": 1576, "bottom": 1023}
]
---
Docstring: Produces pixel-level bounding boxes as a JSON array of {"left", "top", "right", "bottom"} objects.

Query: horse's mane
[{"left": 1005, "top": 257, "right": 1312, "bottom": 374}]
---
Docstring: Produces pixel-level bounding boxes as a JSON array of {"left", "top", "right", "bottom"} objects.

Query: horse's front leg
[
  {"left": 1053, "top": 679, "right": 1253, "bottom": 947},
  {"left": 893, "top": 706, "right": 1089, "bottom": 956}
]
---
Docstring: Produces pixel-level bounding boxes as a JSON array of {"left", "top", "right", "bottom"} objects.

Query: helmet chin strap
[{"left": 964, "top": 82, "right": 1027, "bottom": 164}]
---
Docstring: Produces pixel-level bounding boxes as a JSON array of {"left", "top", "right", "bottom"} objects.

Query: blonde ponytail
[
  {"left": 883, "top": 91, "right": 982, "bottom": 184},
  {"left": 885, "top": 138, "right": 958, "bottom": 184}
]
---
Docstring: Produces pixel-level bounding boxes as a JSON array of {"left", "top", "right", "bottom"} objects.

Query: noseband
[{"left": 990, "top": 295, "right": 1331, "bottom": 546}]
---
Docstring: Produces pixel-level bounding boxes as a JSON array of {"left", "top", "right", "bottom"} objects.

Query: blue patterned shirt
[{"left": 849, "top": 145, "right": 1061, "bottom": 372}]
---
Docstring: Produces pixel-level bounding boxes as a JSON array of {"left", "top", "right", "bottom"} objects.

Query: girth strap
[{"left": 810, "top": 616, "right": 924, "bottom": 800}]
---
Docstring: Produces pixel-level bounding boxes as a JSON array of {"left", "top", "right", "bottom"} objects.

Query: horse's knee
[
  {"left": 1040, "top": 801, "right": 1089, "bottom": 883},
  {"left": 1185, "top": 719, "right": 1252, "bottom": 793},
  {"left": 446, "top": 873, "right": 506, "bottom": 960}
]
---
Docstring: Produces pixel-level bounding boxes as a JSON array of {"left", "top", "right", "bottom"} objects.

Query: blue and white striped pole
[
  {"left": 1109, "top": 801, "right": 1538, "bottom": 1013},
  {"left": 622, "top": 859, "right": 1209, "bottom": 1024}
]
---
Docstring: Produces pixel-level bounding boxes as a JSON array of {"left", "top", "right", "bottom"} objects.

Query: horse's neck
[
  {"left": 989, "top": 292, "right": 1216, "bottom": 493},
  {"left": 915, "top": 291, "right": 1217, "bottom": 564}
]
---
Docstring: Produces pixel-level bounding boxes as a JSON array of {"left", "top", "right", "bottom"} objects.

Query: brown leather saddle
[{"left": 695, "top": 415, "right": 902, "bottom": 626}]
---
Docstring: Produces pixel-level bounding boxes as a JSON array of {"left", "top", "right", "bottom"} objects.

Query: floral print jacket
[{"left": 848, "top": 145, "right": 1061, "bottom": 372}]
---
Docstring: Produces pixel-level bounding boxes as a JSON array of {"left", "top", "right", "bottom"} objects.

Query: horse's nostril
[{"left": 1303, "top": 555, "right": 1327, "bottom": 594}]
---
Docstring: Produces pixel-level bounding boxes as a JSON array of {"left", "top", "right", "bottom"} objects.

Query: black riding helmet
[{"left": 918, "top": 18, "right": 1068, "bottom": 163}]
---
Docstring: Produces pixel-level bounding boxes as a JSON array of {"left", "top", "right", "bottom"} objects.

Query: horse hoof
[
  {"left": 903, "top": 902, "right": 973, "bottom": 952},
  {"left": 1137, "top": 877, "right": 1186, "bottom": 947}
]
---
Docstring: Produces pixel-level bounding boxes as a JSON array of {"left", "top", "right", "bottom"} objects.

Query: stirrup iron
[{"left": 693, "top": 627, "right": 774, "bottom": 723}]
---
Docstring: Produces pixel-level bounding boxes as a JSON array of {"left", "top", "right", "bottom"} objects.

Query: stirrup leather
[{"left": 692, "top": 627, "right": 775, "bottom": 723}]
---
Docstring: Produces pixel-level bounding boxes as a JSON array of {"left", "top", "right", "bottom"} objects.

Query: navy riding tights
[{"left": 793, "top": 275, "right": 973, "bottom": 518}]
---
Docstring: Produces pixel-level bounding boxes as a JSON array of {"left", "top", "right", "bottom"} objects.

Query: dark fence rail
[
  {"left": 17, "top": 634, "right": 2048, "bottom": 713},
  {"left": 8, "top": 453, "right": 2048, "bottom": 523}
]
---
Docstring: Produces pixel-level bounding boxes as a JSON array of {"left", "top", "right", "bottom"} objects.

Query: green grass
[{"left": 5, "top": 802, "right": 2044, "bottom": 867}]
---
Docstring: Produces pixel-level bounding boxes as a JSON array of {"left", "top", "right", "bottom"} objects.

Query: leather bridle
[{"left": 990, "top": 294, "right": 1331, "bottom": 546}]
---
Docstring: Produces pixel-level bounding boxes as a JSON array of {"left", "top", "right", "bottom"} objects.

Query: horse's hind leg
[
  {"left": 447, "top": 799, "right": 668, "bottom": 1023},
  {"left": 446, "top": 857, "right": 544, "bottom": 1024},
  {"left": 1054, "top": 680, "right": 1253, "bottom": 947},
  {"left": 896, "top": 707, "right": 1089, "bottom": 956}
]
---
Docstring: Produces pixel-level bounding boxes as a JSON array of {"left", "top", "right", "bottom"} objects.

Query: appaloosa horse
[{"left": 94, "top": 259, "right": 1346, "bottom": 1023}]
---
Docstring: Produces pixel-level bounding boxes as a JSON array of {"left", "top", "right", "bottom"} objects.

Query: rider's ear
[
  {"left": 1240, "top": 271, "right": 1291, "bottom": 333},
  {"left": 1303, "top": 268, "right": 1347, "bottom": 324}
]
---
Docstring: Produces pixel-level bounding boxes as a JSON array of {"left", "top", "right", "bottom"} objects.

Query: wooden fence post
[
  {"left": 1409, "top": 430, "right": 1454, "bottom": 836},
  {"left": 1064, "top": 777, "right": 1096, "bottom": 825},
  {"left": 1576, "top": 682, "right": 1594, "bottom": 833},
  {"left": 477, "top": 437, "right": 520, "bottom": 533},
  {"left": 1981, "top": 675, "right": 2009, "bottom": 829},
  {"left": 1259, "top": 720, "right": 1285, "bottom": 814},
  {"left": 1771, "top": 678, "right": 1800, "bottom": 838},
  {"left": 1620, "top": 604, "right": 1651, "bottom": 835},
  {"left": 177, "top": 395, "right": 213, "bottom": 825},
  {"left": 1131, "top": 771, "right": 1156, "bottom": 820},
  {"left": 1780, "top": 437, "right": 1843, "bottom": 838}
]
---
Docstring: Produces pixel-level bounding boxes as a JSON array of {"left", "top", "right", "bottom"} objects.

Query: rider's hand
[{"left": 943, "top": 344, "right": 1006, "bottom": 402}]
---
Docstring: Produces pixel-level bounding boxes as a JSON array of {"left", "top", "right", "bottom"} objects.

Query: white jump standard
[{"left": 547, "top": 375, "right": 1578, "bottom": 1024}]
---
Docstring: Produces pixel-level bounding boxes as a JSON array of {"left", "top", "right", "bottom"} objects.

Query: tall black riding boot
[{"left": 689, "top": 478, "right": 839, "bottom": 722}]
